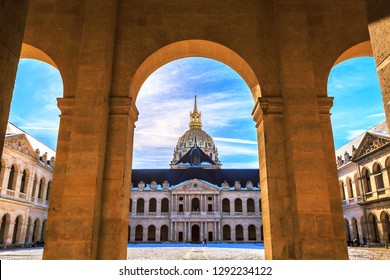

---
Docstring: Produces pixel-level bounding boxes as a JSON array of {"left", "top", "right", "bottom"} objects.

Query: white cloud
[{"left": 346, "top": 129, "right": 366, "bottom": 140}]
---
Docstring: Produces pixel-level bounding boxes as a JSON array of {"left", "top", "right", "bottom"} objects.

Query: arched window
[
  {"left": 136, "top": 198, "right": 144, "bottom": 213},
  {"left": 31, "top": 175, "right": 38, "bottom": 198},
  {"left": 7, "top": 165, "right": 16, "bottom": 190},
  {"left": 223, "top": 225, "right": 231, "bottom": 241},
  {"left": 41, "top": 220, "right": 47, "bottom": 242},
  {"left": 46, "top": 181, "right": 52, "bottom": 201},
  {"left": 32, "top": 219, "right": 40, "bottom": 242},
  {"left": 38, "top": 178, "right": 45, "bottom": 199},
  {"left": 129, "top": 199, "right": 132, "bottom": 212},
  {"left": 339, "top": 180, "right": 346, "bottom": 201},
  {"left": 222, "top": 198, "right": 230, "bottom": 212},
  {"left": 236, "top": 225, "right": 244, "bottom": 241},
  {"left": 259, "top": 199, "right": 262, "bottom": 212},
  {"left": 20, "top": 170, "right": 28, "bottom": 193},
  {"left": 192, "top": 198, "right": 200, "bottom": 211},
  {"left": 351, "top": 218, "right": 359, "bottom": 242},
  {"left": 353, "top": 173, "right": 361, "bottom": 197},
  {"left": 160, "top": 225, "right": 169, "bottom": 241},
  {"left": 149, "top": 198, "right": 157, "bottom": 212},
  {"left": 344, "top": 219, "right": 351, "bottom": 243},
  {"left": 148, "top": 225, "right": 156, "bottom": 241},
  {"left": 247, "top": 198, "right": 255, "bottom": 213},
  {"left": 373, "top": 163, "right": 385, "bottom": 190},
  {"left": 135, "top": 225, "right": 143, "bottom": 241},
  {"left": 12, "top": 216, "right": 22, "bottom": 244},
  {"left": 380, "top": 211, "right": 390, "bottom": 243},
  {"left": 368, "top": 213, "right": 380, "bottom": 243},
  {"left": 248, "top": 225, "right": 256, "bottom": 241},
  {"left": 161, "top": 198, "right": 169, "bottom": 212},
  {"left": 0, "top": 214, "right": 11, "bottom": 244},
  {"left": 346, "top": 177, "right": 354, "bottom": 199},
  {"left": 362, "top": 168, "right": 372, "bottom": 193},
  {"left": 234, "top": 199, "right": 242, "bottom": 212}
]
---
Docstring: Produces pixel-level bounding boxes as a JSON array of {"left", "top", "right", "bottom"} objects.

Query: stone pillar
[
  {"left": 242, "top": 200, "right": 247, "bottom": 214},
  {"left": 0, "top": 167, "right": 11, "bottom": 196},
  {"left": 130, "top": 225, "right": 135, "bottom": 242},
  {"left": 243, "top": 226, "right": 248, "bottom": 242},
  {"left": 0, "top": 1, "right": 29, "bottom": 157},
  {"left": 230, "top": 200, "right": 234, "bottom": 214},
  {"left": 144, "top": 199, "right": 150, "bottom": 215},
  {"left": 98, "top": 97, "right": 138, "bottom": 259},
  {"left": 5, "top": 222, "right": 15, "bottom": 245},
  {"left": 131, "top": 199, "right": 137, "bottom": 215},
  {"left": 43, "top": 1, "right": 118, "bottom": 260},
  {"left": 365, "top": 0, "right": 390, "bottom": 131}
]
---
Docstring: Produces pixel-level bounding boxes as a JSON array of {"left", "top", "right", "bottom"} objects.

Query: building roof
[
  {"left": 131, "top": 168, "right": 259, "bottom": 187},
  {"left": 335, "top": 120, "right": 388, "bottom": 159}
]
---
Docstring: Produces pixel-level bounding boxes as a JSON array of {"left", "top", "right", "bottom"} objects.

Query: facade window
[
  {"left": 20, "top": 170, "right": 27, "bottom": 193},
  {"left": 149, "top": 198, "right": 157, "bottom": 212},
  {"left": 373, "top": 163, "right": 385, "bottom": 190},
  {"left": 161, "top": 198, "right": 169, "bottom": 212},
  {"left": 46, "top": 181, "right": 52, "bottom": 201},
  {"left": 346, "top": 177, "right": 354, "bottom": 199},
  {"left": 247, "top": 198, "right": 255, "bottom": 212},
  {"left": 235, "top": 199, "right": 242, "bottom": 212},
  {"left": 362, "top": 168, "right": 372, "bottom": 193},
  {"left": 137, "top": 198, "right": 145, "bottom": 213},
  {"left": 222, "top": 199, "right": 230, "bottom": 212},
  {"left": 340, "top": 181, "right": 346, "bottom": 201},
  {"left": 38, "top": 178, "right": 45, "bottom": 199},
  {"left": 7, "top": 165, "right": 16, "bottom": 190}
]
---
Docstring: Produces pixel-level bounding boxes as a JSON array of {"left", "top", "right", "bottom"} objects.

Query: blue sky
[{"left": 9, "top": 56, "right": 384, "bottom": 168}]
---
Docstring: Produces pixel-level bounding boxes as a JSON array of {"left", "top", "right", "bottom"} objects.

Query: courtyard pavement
[{"left": 0, "top": 243, "right": 389, "bottom": 260}]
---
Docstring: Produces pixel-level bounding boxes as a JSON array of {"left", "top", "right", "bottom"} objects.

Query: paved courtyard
[{"left": 0, "top": 244, "right": 390, "bottom": 260}]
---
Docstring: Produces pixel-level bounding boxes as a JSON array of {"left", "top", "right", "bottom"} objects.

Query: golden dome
[{"left": 170, "top": 96, "right": 221, "bottom": 169}]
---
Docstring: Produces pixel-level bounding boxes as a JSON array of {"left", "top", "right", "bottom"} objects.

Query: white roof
[
  {"left": 5, "top": 122, "right": 56, "bottom": 159},
  {"left": 335, "top": 120, "right": 388, "bottom": 158}
]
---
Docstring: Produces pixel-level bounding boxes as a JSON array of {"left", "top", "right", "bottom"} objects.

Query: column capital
[
  {"left": 109, "top": 97, "right": 139, "bottom": 121},
  {"left": 252, "top": 96, "right": 283, "bottom": 125},
  {"left": 57, "top": 97, "right": 75, "bottom": 116},
  {"left": 317, "top": 97, "right": 334, "bottom": 115}
]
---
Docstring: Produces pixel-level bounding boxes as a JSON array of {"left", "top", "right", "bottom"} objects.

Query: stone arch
[
  {"left": 12, "top": 215, "right": 23, "bottom": 244},
  {"left": 361, "top": 167, "right": 372, "bottom": 193},
  {"left": 222, "top": 225, "right": 231, "bottom": 241},
  {"left": 32, "top": 218, "right": 40, "bottom": 243},
  {"left": 25, "top": 217, "right": 32, "bottom": 244},
  {"left": 247, "top": 198, "right": 255, "bottom": 213},
  {"left": 368, "top": 213, "right": 380, "bottom": 243},
  {"left": 344, "top": 218, "right": 351, "bottom": 243},
  {"left": 161, "top": 198, "right": 169, "bottom": 213},
  {"left": 380, "top": 211, "right": 390, "bottom": 243},
  {"left": 148, "top": 198, "right": 157, "bottom": 213},
  {"left": 160, "top": 225, "right": 169, "bottom": 242},
  {"left": 248, "top": 224, "right": 256, "bottom": 241},
  {"left": 222, "top": 198, "right": 230, "bottom": 212},
  {"left": 136, "top": 198, "right": 144, "bottom": 213},
  {"left": 0, "top": 213, "right": 11, "bottom": 245},
  {"left": 332, "top": 41, "right": 373, "bottom": 67},
  {"left": 191, "top": 224, "right": 200, "bottom": 242},
  {"left": 234, "top": 198, "right": 242, "bottom": 213},
  {"left": 130, "top": 40, "right": 261, "bottom": 103},
  {"left": 235, "top": 225, "right": 244, "bottom": 241},
  {"left": 7, "top": 164, "right": 18, "bottom": 190},
  {"left": 41, "top": 220, "right": 47, "bottom": 242},
  {"left": 372, "top": 162, "right": 385, "bottom": 190},
  {"left": 135, "top": 225, "right": 143, "bottom": 242},
  {"left": 20, "top": 43, "right": 59, "bottom": 69},
  {"left": 351, "top": 218, "right": 360, "bottom": 243},
  {"left": 147, "top": 225, "right": 156, "bottom": 241}
]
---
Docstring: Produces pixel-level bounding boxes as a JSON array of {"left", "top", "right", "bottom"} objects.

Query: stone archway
[
  {"left": 191, "top": 225, "right": 200, "bottom": 242},
  {"left": 4, "top": 1, "right": 388, "bottom": 260}
]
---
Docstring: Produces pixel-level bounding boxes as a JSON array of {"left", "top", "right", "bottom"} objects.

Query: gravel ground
[{"left": 0, "top": 246, "right": 389, "bottom": 260}]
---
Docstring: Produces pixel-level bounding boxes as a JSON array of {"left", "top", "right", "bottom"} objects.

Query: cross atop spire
[{"left": 189, "top": 95, "right": 202, "bottom": 130}]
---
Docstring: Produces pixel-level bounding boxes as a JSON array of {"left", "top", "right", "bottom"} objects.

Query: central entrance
[{"left": 191, "top": 225, "right": 200, "bottom": 242}]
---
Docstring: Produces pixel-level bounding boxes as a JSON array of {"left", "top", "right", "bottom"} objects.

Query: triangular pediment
[
  {"left": 352, "top": 132, "right": 390, "bottom": 161},
  {"left": 4, "top": 134, "right": 39, "bottom": 159},
  {"left": 171, "top": 179, "right": 221, "bottom": 192}
]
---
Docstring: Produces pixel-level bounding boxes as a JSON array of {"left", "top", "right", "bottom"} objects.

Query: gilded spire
[{"left": 189, "top": 95, "right": 202, "bottom": 129}]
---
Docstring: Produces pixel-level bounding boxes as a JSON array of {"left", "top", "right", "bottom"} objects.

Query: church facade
[{"left": 129, "top": 97, "right": 262, "bottom": 242}]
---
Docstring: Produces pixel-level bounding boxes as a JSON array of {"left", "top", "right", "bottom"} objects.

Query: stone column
[
  {"left": 130, "top": 226, "right": 136, "bottom": 242},
  {"left": 144, "top": 199, "right": 150, "bottom": 215},
  {"left": 242, "top": 199, "right": 248, "bottom": 214},
  {"left": 5, "top": 222, "right": 15, "bottom": 245},
  {"left": 43, "top": 1, "right": 118, "bottom": 260},
  {"left": 170, "top": 221, "right": 173, "bottom": 241},
  {"left": 0, "top": 1, "right": 29, "bottom": 157},
  {"left": 243, "top": 226, "right": 248, "bottom": 242},
  {"left": 214, "top": 222, "right": 217, "bottom": 241},
  {"left": 0, "top": 167, "right": 11, "bottom": 196},
  {"left": 98, "top": 97, "right": 138, "bottom": 259},
  {"left": 365, "top": 1, "right": 390, "bottom": 131},
  {"left": 131, "top": 199, "right": 137, "bottom": 215}
]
